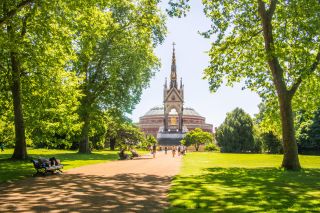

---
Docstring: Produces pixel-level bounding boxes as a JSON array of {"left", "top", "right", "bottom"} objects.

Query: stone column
[
  {"left": 164, "top": 113, "right": 168, "bottom": 131},
  {"left": 178, "top": 113, "right": 182, "bottom": 132}
]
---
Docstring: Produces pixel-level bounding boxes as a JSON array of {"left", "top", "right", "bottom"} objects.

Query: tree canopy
[
  {"left": 181, "top": 128, "right": 213, "bottom": 151},
  {"left": 168, "top": 0, "right": 320, "bottom": 170},
  {"left": 73, "top": 0, "right": 166, "bottom": 153},
  {"left": 216, "top": 108, "right": 259, "bottom": 153},
  {"left": 0, "top": 0, "right": 166, "bottom": 158},
  {"left": 296, "top": 108, "right": 320, "bottom": 154}
]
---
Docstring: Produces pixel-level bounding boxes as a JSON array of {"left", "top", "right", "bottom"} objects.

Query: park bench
[
  {"left": 118, "top": 149, "right": 140, "bottom": 160},
  {"left": 31, "top": 157, "right": 63, "bottom": 175}
]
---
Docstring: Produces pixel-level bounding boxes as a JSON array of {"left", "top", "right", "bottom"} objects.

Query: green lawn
[
  {"left": 0, "top": 148, "right": 121, "bottom": 183},
  {"left": 167, "top": 153, "right": 320, "bottom": 212}
]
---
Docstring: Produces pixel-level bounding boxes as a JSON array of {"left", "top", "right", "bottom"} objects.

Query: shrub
[
  {"left": 216, "top": 108, "right": 260, "bottom": 153},
  {"left": 204, "top": 143, "right": 219, "bottom": 152},
  {"left": 261, "top": 131, "right": 283, "bottom": 154}
]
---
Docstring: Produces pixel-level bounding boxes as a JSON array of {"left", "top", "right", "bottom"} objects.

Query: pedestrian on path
[
  {"left": 152, "top": 144, "right": 157, "bottom": 158},
  {"left": 164, "top": 146, "right": 168, "bottom": 154},
  {"left": 177, "top": 146, "right": 181, "bottom": 156},
  {"left": 172, "top": 146, "right": 176, "bottom": 157},
  {"left": 181, "top": 146, "right": 186, "bottom": 155}
]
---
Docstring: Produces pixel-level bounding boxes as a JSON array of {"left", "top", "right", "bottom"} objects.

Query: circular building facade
[{"left": 138, "top": 106, "right": 213, "bottom": 138}]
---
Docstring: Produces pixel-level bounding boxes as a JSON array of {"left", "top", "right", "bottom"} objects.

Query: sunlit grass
[
  {"left": 167, "top": 153, "right": 320, "bottom": 212},
  {"left": 0, "top": 148, "right": 143, "bottom": 183}
]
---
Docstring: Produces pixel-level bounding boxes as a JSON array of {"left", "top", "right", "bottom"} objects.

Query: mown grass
[
  {"left": 167, "top": 153, "right": 320, "bottom": 212},
  {"left": 0, "top": 148, "right": 123, "bottom": 183}
]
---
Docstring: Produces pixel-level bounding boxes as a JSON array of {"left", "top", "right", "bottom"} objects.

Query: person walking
[
  {"left": 177, "top": 145, "right": 181, "bottom": 156},
  {"left": 182, "top": 146, "right": 186, "bottom": 155},
  {"left": 164, "top": 146, "right": 168, "bottom": 154},
  {"left": 152, "top": 144, "right": 157, "bottom": 158},
  {"left": 172, "top": 146, "right": 176, "bottom": 158}
]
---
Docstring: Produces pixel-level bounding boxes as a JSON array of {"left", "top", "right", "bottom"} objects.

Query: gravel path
[{"left": 0, "top": 151, "right": 182, "bottom": 213}]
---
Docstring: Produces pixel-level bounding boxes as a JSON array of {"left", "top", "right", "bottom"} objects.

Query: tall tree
[
  {"left": 168, "top": 0, "right": 320, "bottom": 170},
  {"left": 73, "top": 0, "right": 166, "bottom": 153},
  {"left": 216, "top": 108, "right": 257, "bottom": 153},
  {"left": 0, "top": 0, "right": 80, "bottom": 159}
]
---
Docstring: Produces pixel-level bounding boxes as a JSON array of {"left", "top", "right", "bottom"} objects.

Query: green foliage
[
  {"left": 260, "top": 131, "right": 283, "bottom": 154},
  {"left": 168, "top": 0, "right": 320, "bottom": 96},
  {"left": 26, "top": 73, "right": 82, "bottom": 149},
  {"left": 117, "top": 124, "right": 146, "bottom": 151},
  {"left": 1, "top": 0, "right": 84, "bottom": 157},
  {"left": 168, "top": 0, "right": 320, "bottom": 170},
  {"left": 255, "top": 75, "right": 320, "bottom": 137},
  {"left": 141, "top": 134, "right": 157, "bottom": 149},
  {"left": 216, "top": 108, "right": 260, "bottom": 153},
  {"left": 0, "top": 113, "right": 15, "bottom": 148},
  {"left": 0, "top": 0, "right": 166, "bottom": 155},
  {"left": 308, "top": 109, "right": 320, "bottom": 150},
  {"left": 181, "top": 128, "right": 213, "bottom": 151},
  {"left": 204, "top": 143, "right": 219, "bottom": 152},
  {"left": 168, "top": 152, "right": 320, "bottom": 212},
  {"left": 297, "top": 108, "right": 320, "bottom": 154},
  {"left": 70, "top": 0, "right": 166, "bottom": 152}
]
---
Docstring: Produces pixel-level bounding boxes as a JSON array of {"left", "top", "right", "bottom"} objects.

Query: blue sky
[{"left": 129, "top": 1, "right": 261, "bottom": 127}]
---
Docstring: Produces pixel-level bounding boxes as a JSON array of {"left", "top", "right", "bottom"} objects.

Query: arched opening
[{"left": 165, "top": 107, "right": 180, "bottom": 132}]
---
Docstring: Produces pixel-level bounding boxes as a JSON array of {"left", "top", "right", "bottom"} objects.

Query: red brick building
[{"left": 138, "top": 106, "right": 213, "bottom": 138}]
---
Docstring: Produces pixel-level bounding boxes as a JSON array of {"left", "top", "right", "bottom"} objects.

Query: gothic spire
[{"left": 170, "top": 42, "right": 177, "bottom": 88}]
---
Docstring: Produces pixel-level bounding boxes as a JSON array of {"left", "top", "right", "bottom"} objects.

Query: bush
[
  {"left": 181, "top": 128, "right": 213, "bottom": 151},
  {"left": 204, "top": 143, "right": 219, "bottom": 152},
  {"left": 138, "top": 135, "right": 157, "bottom": 150},
  {"left": 297, "top": 108, "right": 320, "bottom": 154},
  {"left": 216, "top": 108, "right": 260, "bottom": 153},
  {"left": 261, "top": 131, "right": 282, "bottom": 154}
]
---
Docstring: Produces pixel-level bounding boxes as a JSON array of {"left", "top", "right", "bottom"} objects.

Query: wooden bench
[
  {"left": 118, "top": 149, "right": 140, "bottom": 160},
  {"left": 31, "top": 158, "right": 63, "bottom": 175}
]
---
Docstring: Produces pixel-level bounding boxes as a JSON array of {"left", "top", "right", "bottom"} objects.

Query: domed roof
[
  {"left": 143, "top": 106, "right": 201, "bottom": 117},
  {"left": 144, "top": 106, "right": 164, "bottom": 116},
  {"left": 184, "top": 107, "right": 201, "bottom": 116}
]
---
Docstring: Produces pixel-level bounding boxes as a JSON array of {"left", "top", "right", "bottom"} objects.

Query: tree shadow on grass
[
  {"left": 167, "top": 167, "right": 320, "bottom": 212},
  {"left": 0, "top": 152, "right": 118, "bottom": 183},
  {"left": 0, "top": 173, "right": 170, "bottom": 212}
]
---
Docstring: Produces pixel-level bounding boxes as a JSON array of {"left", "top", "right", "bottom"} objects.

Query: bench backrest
[
  {"left": 31, "top": 159, "right": 41, "bottom": 169},
  {"left": 31, "top": 158, "right": 62, "bottom": 169}
]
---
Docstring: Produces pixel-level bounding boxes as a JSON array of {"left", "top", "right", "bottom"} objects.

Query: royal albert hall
[{"left": 137, "top": 44, "right": 213, "bottom": 143}]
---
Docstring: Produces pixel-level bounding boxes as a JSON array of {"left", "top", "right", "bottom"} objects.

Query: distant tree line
[{"left": 215, "top": 107, "right": 320, "bottom": 155}]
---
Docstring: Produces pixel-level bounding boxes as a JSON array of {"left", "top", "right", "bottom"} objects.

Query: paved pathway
[{"left": 0, "top": 151, "right": 182, "bottom": 213}]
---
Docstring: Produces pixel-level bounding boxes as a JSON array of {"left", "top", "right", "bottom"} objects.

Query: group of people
[
  {"left": 151, "top": 145, "right": 187, "bottom": 158},
  {"left": 166, "top": 145, "right": 187, "bottom": 157}
]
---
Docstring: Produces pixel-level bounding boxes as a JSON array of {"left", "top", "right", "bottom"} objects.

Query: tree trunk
[
  {"left": 10, "top": 51, "right": 27, "bottom": 160},
  {"left": 258, "top": 0, "right": 301, "bottom": 170},
  {"left": 78, "top": 64, "right": 91, "bottom": 154},
  {"left": 110, "top": 138, "right": 116, "bottom": 151},
  {"left": 79, "top": 114, "right": 91, "bottom": 153},
  {"left": 278, "top": 94, "right": 301, "bottom": 170}
]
